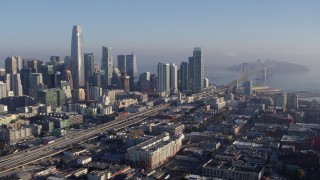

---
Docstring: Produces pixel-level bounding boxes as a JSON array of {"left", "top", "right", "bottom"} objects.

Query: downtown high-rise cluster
[{"left": 0, "top": 24, "right": 207, "bottom": 106}]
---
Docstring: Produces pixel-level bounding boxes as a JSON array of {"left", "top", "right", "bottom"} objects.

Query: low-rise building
[
  {"left": 126, "top": 133, "right": 184, "bottom": 170},
  {"left": 202, "top": 159, "right": 264, "bottom": 180},
  {"left": 0, "top": 126, "right": 33, "bottom": 145},
  {"left": 77, "top": 156, "right": 92, "bottom": 165}
]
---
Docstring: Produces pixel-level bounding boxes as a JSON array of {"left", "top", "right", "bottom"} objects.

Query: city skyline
[{"left": 0, "top": 0, "right": 320, "bottom": 71}]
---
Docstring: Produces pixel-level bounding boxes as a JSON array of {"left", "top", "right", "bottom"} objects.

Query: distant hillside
[{"left": 226, "top": 61, "right": 309, "bottom": 73}]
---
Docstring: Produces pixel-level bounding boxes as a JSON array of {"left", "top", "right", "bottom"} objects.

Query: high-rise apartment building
[
  {"left": 84, "top": 53, "right": 95, "bottom": 84},
  {"left": 204, "top": 78, "right": 209, "bottom": 88},
  {"left": 188, "top": 47, "right": 204, "bottom": 93},
  {"left": 101, "top": 46, "right": 113, "bottom": 87},
  {"left": 287, "top": 93, "right": 299, "bottom": 109},
  {"left": 170, "top": 63, "right": 178, "bottom": 94},
  {"left": 71, "top": 24, "right": 84, "bottom": 89},
  {"left": 274, "top": 92, "right": 287, "bottom": 109},
  {"left": 157, "top": 63, "right": 170, "bottom": 94},
  {"left": 242, "top": 80, "right": 253, "bottom": 96}
]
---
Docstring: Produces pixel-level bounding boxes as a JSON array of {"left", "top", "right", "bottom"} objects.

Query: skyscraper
[
  {"left": 287, "top": 93, "right": 299, "bottom": 109},
  {"left": 64, "top": 56, "right": 72, "bottom": 70},
  {"left": 29, "top": 73, "right": 43, "bottom": 97},
  {"left": 6, "top": 73, "right": 23, "bottom": 96},
  {"left": 139, "top": 72, "right": 151, "bottom": 92},
  {"left": 117, "top": 55, "right": 126, "bottom": 73},
  {"left": 179, "top": 62, "right": 189, "bottom": 92},
  {"left": 170, "top": 63, "right": 178, "bottom": 94},
  {"left": 5, "top": 56, "right": 20, "bottom": 74},
  {"left": 101, "top": 46, "right": 113, "bottom": 87},
  {"left": 0, "top": 81, "right": 7, "bottom": 99},
  {"left": 20, "top": 68, "right": 33, "bottom": 95},
  {"left": 126, "top": 52, "right": 138, "bottom": 91},
  {"left": 157, "top": 63, "right": 170, "bottom": 94},
  {"left": 274, "top": 92, "right": 287, "bottom": 109},
  {"left": 188, "top": 47, "right": 204, "bottom": 93},
  {"left": 71, "top": 24, "right": 84, "bottom": 89},
  {"left": 84, "top": 53, "right": 95, "bottom": 84},
  {"left": 242, "top": 80, "right": 253, "bottom": 96}
]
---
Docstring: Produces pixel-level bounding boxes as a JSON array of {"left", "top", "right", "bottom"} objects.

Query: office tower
[
  {"left": 94, "top": 63, "right": 99, "bottom": 72},
  {"left": 64, "top": 70, "right": 73, "bottom": 90},
  {"left": 188, "top": 47, "right": 204, "bottom": 93},
  {"left": 84, "top": 53, "right": 95, "bottom": 84},
  {"left": 120, "top": 73, "right": 130, "bottom": 93},
  {"left": 0, "top": 68, "right": 5, "bottom": 76},
  {"left": 29, "top": 73, "right": 43, "bottom": 97},
  {"left": 71, "top": 24, "right": 84, "bottom": 89},
  {"left": 0, "top": 68, "right": 6, "bottom": 82},
  {"left": 93, "top": 71, "right": 102, "bottom": 88},
  {"left": 112, "top": 67, "right": 121, "bottom": 88},
  {"left": 274, "top": 92, "right": 287, "bottom": 109},
  {"left": 50, "top": 56, "right": 61, "bottom": 66},
  {"left": 126, "top": 53, "right": 138, "bottom": 91},
  {"left": 139, "top": 72, "right": 151, "bottom": 92},
  {"left": 73, "top": 88, "right": 86, "bottom": 101},
  {"left": 20, "top": 68, "right": 33, "bottom": 95},
  {"left": 150, "top": 74, "right": 157, "bottom": 91},
  {"left": 22, "top": 58, "right": 28, "bottom": 69},
  {"left": 37, "top": 89, "right": 66, "bottom": 109},
  {"left": 170, "top": 63, "right": 178, "bottom": 94},
  {"left": 179, "top": 62, "right": 188, "bottom": 92},
  {"left": 287, "top": 93, "right": 299, "bottom": 109},
  {"left": 5, "top": 56, "right": 20, "bottom": 74},
  {"left": 64, "top": 56, "right": 72, "bottom": 70},
  {"left": 157, "top": 63, "right": 170, "bottom": 94},
  {"left": 16, "top": 57, "right": 22, "bottom": 72},
  {"left": 41, "top": 64, "right": 55, "bottom": 88},
  {"left": 204, "top": 78, "right": 209, "bottom": 88},
  {"left": 89, "top": 86, "right": 103, "bottom": 101},
  {"left": 0, "top": 81, "right": 7, "bottom": 99},
  {"left": 25, "top": 59, "right": 43, "bottom": 73},
  {"left": 101, "top": 46, "right": 113, "bottom": 87},
  {"left": 242, "top": 80, "right": 253, "bottom": 95},
  {"left": 117, "top": 55, "right": 126, "bottom": 73},
  {"left": 6, "top": 73, "right": 23, "bottom": 96}
]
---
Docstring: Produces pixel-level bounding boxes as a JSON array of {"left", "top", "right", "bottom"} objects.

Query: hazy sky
[{"left": 0, "top": 0, "right": 319, "bottom": 72}]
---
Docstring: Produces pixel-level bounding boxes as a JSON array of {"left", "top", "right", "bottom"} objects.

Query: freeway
[
  {"left": 0, "top": 103, "right": 169, "bottom": 173},
  {"left": 0, "top": 68, "right": 260, "bottom": 173}
]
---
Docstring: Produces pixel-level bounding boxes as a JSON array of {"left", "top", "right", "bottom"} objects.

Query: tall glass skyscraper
[
  {"left": 84, "top": 53, "right": 95, "bottom": 84},
  {"left": 188, "top": 47, "right": 204, "bottom": 93},
  {"left": 179, "top": 62, "right": 189, "bottom": 92},
  {"left": 126, "top": 52, "right": 138, "bottom": 91},
  {"left": 71, "top": 25, "right": 84, "bottom": 89},
  {"left": 101, "top": 46, "right": 113, "bottom": 87},
  {"left": 117, "top": 55, "right": 126, "bottom": 73}
]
